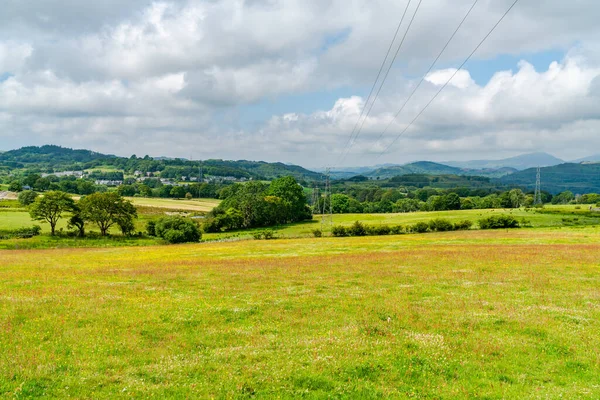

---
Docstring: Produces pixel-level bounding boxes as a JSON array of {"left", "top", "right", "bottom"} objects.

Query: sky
[{"left": 1, "top": 0, "right": 600, "bottom": 168}]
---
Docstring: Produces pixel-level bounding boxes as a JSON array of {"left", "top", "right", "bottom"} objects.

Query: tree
[
  {"left": 552, "top": 191, "right": 575, "bottom": 205},
  {"left": 155, "top": 216, "right": 201, "bottom": 243},
  {"left": 267, "top": 176, "right": 312, "bottom": 223},
  {"left": 508, "top": 189, "right": 526, "bottom": 208},
  {"left": 79, "top": 192, "right": 137, "bottom": 236},
  {"left": 8, "top": 181, "right": 22, "bottom": 192},
  {"left": 29, "top": 191, "right": 76, "bottom": 235},
  {"left": 445, "top": 193, "right": 461, "bottom": 210},
  {"left": 18, "top": 190, "right": 39, "bottom": 206},
  {"left": 330, "top": 194, "right": 350, "bottom": 214},
  {"left": 170, "top": 186, "right": 186, "bottom": 199},
  {"left": 68, "top": 213, "right": 86, "bottom": 237}
]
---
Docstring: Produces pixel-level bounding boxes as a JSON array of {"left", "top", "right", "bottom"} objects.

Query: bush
[
  {"left": 366, "top": 225, "right": 391, "bottom": 236},
  {"left": 390, "top": 225, "right": 404, "bottom": 235},
  {"left": 155, "top": 216, "right": 202, "bottom": 243},
  {"left": 146, "top": 220, "right": 156, "bottom": 236},
  {"left": 428, "top": 218, "right": 454, "bottom": 232},
  {"left": 331, "top": 225, "right": 349, "bottom": 237},
  {"left": 478, "top": 215, "right": 520, "bottom": 229},
  {"left": 202, "top": 218, "right": 222, "bottom": 233},
  {"left": 410, "top": 222, "right": 430, "bottom": 233},
  {"left": 253, "top": 230, "right": 276, "bottom": 240},
  {"left": 453, "top": 220, "right": 473, "bottom": 231},
  {"left": 349, "top": 221, "right": 367, "bottom": 236},
  {"left": 312, "top": 229, "right": 322, "bottom": 238},
  {"left": 18, "top": 190, "right": 38, "bottom": 206},
  {"left": 0, "top": 225, "right": 42, "bottom": 239}
]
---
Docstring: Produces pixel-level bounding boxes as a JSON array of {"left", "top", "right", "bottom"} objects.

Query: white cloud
[
  {"left": 425, "top": 69, "right": 474, "bottom": 89},
  {"left": 0, "top": 42, "right": 32, "bottom": 74},
  {"left": 2, "top": 0, "right": 600, "bottom": 166}
]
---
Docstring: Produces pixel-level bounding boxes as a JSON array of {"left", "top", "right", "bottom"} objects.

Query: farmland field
[
  {"left": 1, "top": 228, "right": 599, "bottom": 398},
  {"left": 124, "top": 197, "right": 220, "bottom": 213}
]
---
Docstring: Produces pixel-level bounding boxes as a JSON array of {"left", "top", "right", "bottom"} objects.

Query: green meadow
[{"left": 1, "top": 229, "right": 599, "bottom": 398}]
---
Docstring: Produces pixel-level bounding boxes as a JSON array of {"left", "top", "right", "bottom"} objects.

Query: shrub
[
  {"left": 146, "top": 220, "right": 156, "bottom": 236},
  {"left": 410, "top": 222, "right": 430, "bottom": 233},
  {"left": 202, "top": 218, "right": 222, "bottom": 233},
  {"left": 390, "top": 225, "right": 404, "bottom": 235},
  {"left": 478, "top": 215, "right": 520, "bottom": 229},
  {"left": 253, "top": 230, "right": 276, "bottom": 240},
  {"left": 349, "top": 221, "right": 366, "bottom": 236},
  {"left": 0, "top": 226, "right": 42, "bottom": 239},
  {"left": 428, "top": 218, "right": 454, "bottom": 232},
  {"left": 312, "top": 229, "right": 322, "bottom": 238},
  {"left": 453, "top": 220, "right": 473, "bottom": 231},
  {"left": 331, "top": 225, "right": 349, "bottom": 237},
  {"left": 155, "top": 216, "right": 201, "bottom": 243},
  {"left": 18, "top": 190, "right": 38, "bottom": 206},
  {"left": 366, "top": 225, "right": 391, "bottom": 236}
]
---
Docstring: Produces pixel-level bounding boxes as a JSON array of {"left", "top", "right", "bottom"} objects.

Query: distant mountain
[
  {"left": 365, "top": 161, "right": 465, "bottom": 179},
  {"left": 572, "top": 154, "right": 600, "bottom": 163},
  {"left": 499, "top": 163, "right": 600, "bottom": 194},
  {"left": 445, "top": 152, "right": 564, "bottom": 171}
]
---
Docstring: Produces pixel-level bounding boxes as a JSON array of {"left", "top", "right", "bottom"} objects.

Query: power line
[
  {"left": 371, "top": 0, "right": 479, "bottom": 149},
  {"left": 338, "top": 0, "right": 424, "bottom": 165},
  {"left": 336, "top": 0, "right": 414, "bottom": 166},
  {"left": 534, "top": 167, "right": 542, "bottom": 204},
  {"left": 375, "top": 0, "right": 521, "bottom": 160}
]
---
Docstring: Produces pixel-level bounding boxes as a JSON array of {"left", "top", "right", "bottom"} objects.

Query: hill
[
  {"left": 365, "top": 161, "right": 464, "bottom": 179},
  {"left": 572, "top": 154, "right": 600, "bottom": 163},
  {"left": 499, "top": 163, "right": 600, "bottom": 194},
  {"left": 0, "top": 145, "right": 324, "bottom": 182},
  {"left": 445, "top": 152, "right": 564, "bottom": 170}
]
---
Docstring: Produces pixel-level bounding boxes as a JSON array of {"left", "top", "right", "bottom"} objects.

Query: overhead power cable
[
  {"left": 338, "top": 0, "right": 424, "bottom": 165},
  {"left": 336, "top": 0, "right": 414, "bottom": 167},
  {"left": 375, "top": 0, "right": 521, "bottom": 161},
  {"left": 370, "top": 0, "right": 479, "bottom": 150}
]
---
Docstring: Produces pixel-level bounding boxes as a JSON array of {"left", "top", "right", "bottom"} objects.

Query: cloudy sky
[{"left": 1, "top": 0, "right": 599, "bottom": 168}]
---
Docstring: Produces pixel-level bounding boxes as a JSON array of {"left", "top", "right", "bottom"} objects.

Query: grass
[
  {"left": 1, "top": 228, "right": 599, "bottom": 398},
  {"left": 124, "top": 197, "right": 220, "bottom": 212},
  {"left": 202, "top": 206, "right": 600, "bottom": 241}
]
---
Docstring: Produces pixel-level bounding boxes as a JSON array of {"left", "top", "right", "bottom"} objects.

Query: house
[{"left": 95, "top": 180, "right": 123, "bottom": 186}]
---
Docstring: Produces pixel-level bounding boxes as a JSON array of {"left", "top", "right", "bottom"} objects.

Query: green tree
[
  {"left": 170, "top": 186, "right": 186, "bottom": 198},
  {"left": 29, "top": 191, "right": 76, "bottom": 235},
  {"left": 552, "top": 191, "right": 575, "bottom": 205},
  {"left": 68, "top": 212, "right": 86, "bottom": 238},
  {"left": 330, "top": 194, "right": 350, "bottom": 214},
  {"left": 79, "top": 192, "right": 137, "bottom": 236},
  {"left": 445, "top": 193, "right": 461, "bottom": 210},
  {"left": 8, "top": 181, "right": 22, "bottom": 192},
  {"left": 18, "top": 190, "right": 39, "bottom": 206},
  {"left": 155, "top": 216, "right": 201, "bottom": 243},
  {"left": 267, "top": 176, "right": 311, "bottom": 223}
]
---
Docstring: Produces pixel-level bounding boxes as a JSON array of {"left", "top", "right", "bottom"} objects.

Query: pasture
[
  {"left": 1, "top": 228, "right": 599, "bottom": 398},
  {"left": 124, "top": 197, "right": 220, "bottom": 213},
  {"left": 203, "top": 205, "right": 600, "bottom": 241}
]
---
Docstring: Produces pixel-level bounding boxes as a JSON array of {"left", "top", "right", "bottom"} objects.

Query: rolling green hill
[
  {"left": 0, "top": 146, "right": 324, "bottom": 182},
  {"left": 499, "top": 163, "right": 600, "bottom": 194},
  {"left": 365, "top": 161, "right": 465, "bottom": 179}
]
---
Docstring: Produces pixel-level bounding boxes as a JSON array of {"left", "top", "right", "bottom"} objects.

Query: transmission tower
[
  {"left": 321, "top": 168, "right": 333, "bottom": 230},
  {"left": 311, "top": 187, "right": 320, "bottom": 214},
  {"left": 534, "top": 167, "right": 542, "bottom": 205}
]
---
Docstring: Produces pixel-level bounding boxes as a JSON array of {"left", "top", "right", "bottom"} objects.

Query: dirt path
[{"left": 0, "top": 191, "right": 17, "bottom": 200}]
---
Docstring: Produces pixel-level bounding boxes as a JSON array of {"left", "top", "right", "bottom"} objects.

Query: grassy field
[
  {"left": 203, "top": 205, "right": 600, "bottom": 241},
  {"left": 0, "top": 197, "right": 219, "bottom": 248},
  {"left": 1, "top": 228, "right": 599, "bottom": 398},
  {"left": 124, "top": 197, "right": 220, "bottom": 213}
]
